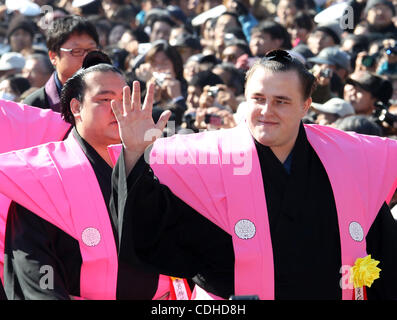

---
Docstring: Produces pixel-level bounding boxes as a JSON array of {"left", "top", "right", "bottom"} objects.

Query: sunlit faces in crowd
[
  {"left": 366, "top": 3, "right": 395, "bottom": 29},
  {"left": 249, "top": 31, "right": 283, "bottom": 57},
  {"left": 307, "top": 30, "right": 337, "bottom": 55}
]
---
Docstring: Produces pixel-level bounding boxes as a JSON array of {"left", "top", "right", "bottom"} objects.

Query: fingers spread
[
  {"left": 123, "top": 86, "right": 131, "bottom": 114},
  {"left": 155, "top": 110, "right": 172, "bottom": 132},
  {"left": 111, "top": 99, "right": 123, "bottom": 122},
  {"left": 132, "top": 81, "right": 141, "bottom": 112},
  {"left": 142, "top": 81, "right": 155, "bottom": 113}
]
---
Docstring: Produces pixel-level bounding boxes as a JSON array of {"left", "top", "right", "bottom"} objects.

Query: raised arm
[{"left": 111, "top": 81, "right": 171, "bottom": 175}]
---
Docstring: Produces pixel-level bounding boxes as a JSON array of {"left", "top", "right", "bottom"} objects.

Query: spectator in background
[
  {"left": 249, "top": 20, "right": 292, "bottom": 58},
  {"left": 307, "top": 21, "right": 342, "bottom": 55},
  {"left": 364, "top": 0, "right": 397, "bottom": 37},
  {"left": 185, "top": 70, "right": 224, "bottom": 110},
  {"left": 276, "top": 0, "right": 299, "bottom": 26},
  {"left": 0, "top": 75, "right": 31, "bottom": 102},
  {"left": 101, "top": 0, "right": 125, "bottom": 20},
  {"left": 334, "top": 114, "right": 384, "bottom": 136},
  {"left": 201, "top": 0, "right": 223, "bottom": 12},
  {"left": 135, "top": 40, "right": 187, "bottom": 126},
  {"left": 308, "top": 46, "right": 351, "bottom": 102},
  {"left": 0, "top": 52, "right": 25, "bottom": 81},
  {"left": 95, "top": 20, "right": 112, "bottom": 48},
  {"left": 22, "top": 53, "right": 54, "bottom": 89},
  {"left": 183, "top": 53, "right": 219, "bottom": 82},
  {"left": 221, "top": 38, "right": 251, "bottom": 65},
  {"left": 340, "top": 34, "right": 370, "bottom": 71},
  {"left": 91, "top": 18, "right": 112, "bottom": 49},
  {"left": 285, "top": 12, "right": 314, "bottom": 47},
  {"left": 110, "top": 4, "right": 139, "bottom": 29},
  {"left": 200, "top": 17, "right": 217, "bottom": 54},
  {"left": 213, "top": 12, "right": 242, "bottom": 59},
  {"left": 136, "top": 0, "right": 164, "bottom": 26},
  {"left": 23, "top": 15, "right": 99, "bottom": 112},
  {"left": 311, "top": 97, "right": 355, "bottom": 126},
  {"left": 120, "top": 27, "right": 150, "bottom": 55},
  {"left": 276, "top": 0, "right": 315, "bottom": 27},
  {"left": 172, "top": 34, "right": 203, "bottom": 64},
  {"left": 108, "top": 24, "right": 129, "bottom": 47},
  {"left": 148, "top": 13, "right": 176, "bottom": 43},
  {"left": 212, "top": 62, "right": 245, "bottom": 99},
  {"left": 166, "top": 4, "right": 189, "bottom": 26},
  {"left": 223, "top": 0, "right": 258, "bottom": 42},
  {"left": 169, "top": 24, "right": 191, "bottom": 45},
  {"left": 344, "top": 70, "right": 393, "bottom": 116},
  {"left": 6, "top": 15, "right": 37, "bottom": 57},
  {"left": 376, "top": 38, "right": 397, "bottom": 75}
]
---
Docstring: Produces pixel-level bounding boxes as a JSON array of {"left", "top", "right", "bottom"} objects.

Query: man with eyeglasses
[
  {"left": 110, "top": 50, "right": 397, "bottom": 300},
  {"left": 23, "top": 15, "right": 99, "bottom": 112}
]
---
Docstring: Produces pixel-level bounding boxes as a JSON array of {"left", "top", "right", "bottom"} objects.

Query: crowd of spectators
[{"left": 0, "top": 0, "right": 397, "bottom": 138}]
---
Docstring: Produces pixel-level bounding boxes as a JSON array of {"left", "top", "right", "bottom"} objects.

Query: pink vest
[
  {"left": 0, "top": 133, "right": 171, "bottom": 299},
  {"left": 145, "top": 123, "right": 397, "bottom": 300},
  {"left": 0, "top": 100, "right": 70, "bottom": 285}
]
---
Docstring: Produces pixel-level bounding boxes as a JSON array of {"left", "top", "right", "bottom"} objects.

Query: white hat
[
  {"left": 191, "top": 5, "right": 226, "bottom": 26},
  {"left": 312, "top": 98, "right": 355, "bottom": 117},
  {"left": 314, "top": 2, "right": 350, "bottom": 24},
  {"left": 5, "top": 0, "right": 41, "bottom": 16},
  {"left": 0, "top": 52, "right": 26, "bottom": 71}
]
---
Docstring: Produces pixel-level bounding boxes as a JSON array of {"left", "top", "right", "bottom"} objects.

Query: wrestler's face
[
  {"left": 245, "top": 67, "right": 311, "bottom": 161},
  {"left": 71, "top": 70, "right": 126, "bottom": 148}
]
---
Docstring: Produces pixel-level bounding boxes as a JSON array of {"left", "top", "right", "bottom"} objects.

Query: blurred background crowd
[{"left": 1, "top": 0, "right": 397, "bottom": 141}]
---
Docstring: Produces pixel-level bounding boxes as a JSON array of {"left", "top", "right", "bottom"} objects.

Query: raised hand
[{"left": 111, "top": 80, "right": 171, "bottom": 173}]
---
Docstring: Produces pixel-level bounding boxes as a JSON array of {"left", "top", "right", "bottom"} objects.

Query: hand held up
[{"left": 111, "top": 81, "right": 171, "bottom": 174}]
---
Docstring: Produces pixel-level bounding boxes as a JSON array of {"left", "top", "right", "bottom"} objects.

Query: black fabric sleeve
[
  {"left": 3, "top": 203, "right": 81, "bottom": 300},
  {"left": 0, "top": 280, "right": 6, "bottom": 300},
  {"left": 366, "top": 202, "right": 397, "bottom": 300},
  {"left": 112, "top": 150, "right": 235, "bottom": 299}
]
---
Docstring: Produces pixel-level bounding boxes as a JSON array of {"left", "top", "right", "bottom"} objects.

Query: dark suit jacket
[
  {"left": 22, "top": 72, "right": 61, "bottom": 112},
  {"left": 23, "top": 86, "right": 49, "bottom": 109}
]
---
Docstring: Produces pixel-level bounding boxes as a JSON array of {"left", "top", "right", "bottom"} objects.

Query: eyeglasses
[
  {"left": 59, "top": 47, "right": 98, "bottom": 57},
  {"left": 265, "top": 49, "right": 293, "bottom": 63}
]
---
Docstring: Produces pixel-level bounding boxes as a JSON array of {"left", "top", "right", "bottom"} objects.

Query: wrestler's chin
[{"left": 251, "top": 128, "right": 280, "bottom": 147}]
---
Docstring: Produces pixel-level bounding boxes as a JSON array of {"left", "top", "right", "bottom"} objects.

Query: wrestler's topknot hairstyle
[
  {"left": 245, "top": 49, "right": 317, "bottom": 100},
  {"left": 61, "top": 50, "right": 124, "bottom": 125}
]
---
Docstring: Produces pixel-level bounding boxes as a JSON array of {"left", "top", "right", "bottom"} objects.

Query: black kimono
[
  {"left": 112, "top": 124, "right": 397, "bottom": 300},
  {"left": 3, "top": 129, "right": 161, "bottom": 300}
]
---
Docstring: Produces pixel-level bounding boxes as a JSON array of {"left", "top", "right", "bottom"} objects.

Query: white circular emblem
[
  {"left": 82, "top": 227, "right": 101, "bottom": 247},
  {"left": 349, "top": 222, "right": 364, "bottom": 242},
  {"left": 234, "top": 219, "right": 256, "bottom": 240}
]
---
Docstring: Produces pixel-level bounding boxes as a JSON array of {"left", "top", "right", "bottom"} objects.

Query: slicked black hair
[{"left": 246, "top": 50, "right": 316, "bottom": 100}]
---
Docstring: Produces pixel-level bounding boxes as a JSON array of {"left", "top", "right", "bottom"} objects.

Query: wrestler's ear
[
  {"left": 70, "top": 98, "right": 82, "bottom": 119},
  {"left": 302, "top": 97, "right": 312, "bottom": 115}
]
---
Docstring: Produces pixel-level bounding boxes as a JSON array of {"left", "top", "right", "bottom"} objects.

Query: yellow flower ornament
[{"left": 349, "top": 255, "right": 381, "bottom": 288}]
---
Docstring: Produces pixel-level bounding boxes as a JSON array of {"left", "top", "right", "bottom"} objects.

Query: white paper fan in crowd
[
  {"left": 191, "top": 5, "right": 226, "bottom": 26},
  {"left": 5, "top": 0, "right": 41, "bottom": 16},
  {"left": 314, "top": 2, "right": 350, "bottom": 24}
]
